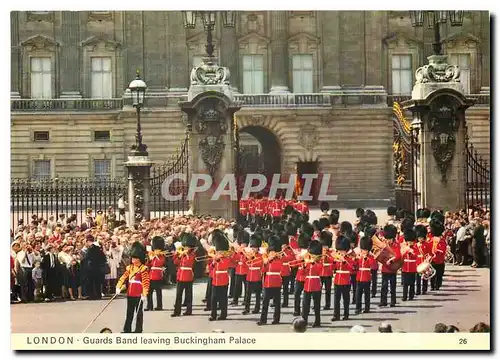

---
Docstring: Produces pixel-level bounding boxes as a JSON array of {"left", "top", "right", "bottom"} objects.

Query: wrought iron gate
[
  {"left": 149, "top": 132, "right": 190, "bottom": 217},
  {"left": 464, "top": 139, "right": 490, "bottom": 210},
  {"left": 392, "top": 102, "right": 419, "bottom": 212}
]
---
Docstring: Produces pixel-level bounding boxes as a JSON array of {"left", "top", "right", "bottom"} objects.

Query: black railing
[
  {"left": 464, "top": 141, "right": 490, "bottom": 211},
  {"left": 10, "top": 177, "right": 127, "bottom": 230}
]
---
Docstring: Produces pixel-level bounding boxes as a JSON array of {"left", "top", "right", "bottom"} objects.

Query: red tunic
[
  {"left": 356, "top": 256, "right": 372, "bottom": 282},
  {"left": 320, "top": 252, "right": 335, "bottom": 277},
  {"left": 246, "top": 253, "right": 263, "bottom": 282},
  {"left": 255, "top": 199, "right": 265, "bottom": 216},
  {"left": 280, "top": 248, "right": 295, "bottom": 277},
  {"left": 262, "top": 258, "right": 283, "bottom": 288},
  {"left": 370, "top": 254, "right": 379, "bottom": 270},
  {"left": 174, "top": 253, "right": 195, "bottom": 282},
  {"left": 429, "top": 237, "right": 447, "bottom": 264},
  {"left": 303, "top": 261, "right": 323, "bottom": 292},
  {"left": 239, "top": 199, "right": 248, "bottom": 216},
  {"left": 415, "top": 241, "right": 429, "bottom": 266},
  {"left": 117, "top": 265, "right": 150, "bottom": 298},
  {"left": 402, "top": 249, "right": 418, "bottom": 273},
  {"left": 233, "top": 252, "right": 249, "bottom": 276},
  {"left": 272, "top": 200, "right": 282, "bottom": 218},
  {"left": 211, "top": 257, "right": 232, "bottom": 286},
  {"left": 248, "top": 198, "right": 256, "bottom": 216},
  {"left": 381, "top": 242, "right": 402, "bottom": 274},
  {"left": 289, "top": 236, "right": 299, "bottom": 250},
  {"left": 148, "top": 254, "right": 166, "bottom": 281},
  {"left": 334, "top": 259, "right": 352, "bottom": 286},
  {"left": 295, "top": 263, "right": 306, "bottom": 282}
]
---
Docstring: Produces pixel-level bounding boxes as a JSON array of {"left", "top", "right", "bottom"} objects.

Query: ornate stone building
[{"left": 10, "top": 11, "right": 490, "bottom": 207}]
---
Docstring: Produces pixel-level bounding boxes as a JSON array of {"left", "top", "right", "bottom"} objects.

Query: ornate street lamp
[
  {"left": 410, "top": 10, "right": 465, "bottom": 55},
  {"left": 182, "top": 11, "right": 197, "bottom": 29},
  {"left": 222, "top": 11, "right": 236, "bottom": 27},
  {"left": 128, "top": 70, "right": 148, "bottom": 152}
]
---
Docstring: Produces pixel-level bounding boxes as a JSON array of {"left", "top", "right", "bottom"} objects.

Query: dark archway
[{"left": 238, "top": 125, "right": 282, "bottom": 189}]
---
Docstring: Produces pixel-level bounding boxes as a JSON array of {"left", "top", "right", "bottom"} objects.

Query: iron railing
[{"left": 464, "top": 141, "right": 490, "bottom": 211}]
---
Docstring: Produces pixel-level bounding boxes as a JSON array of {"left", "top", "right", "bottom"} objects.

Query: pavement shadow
[
  {"left": 416, "top": 298, "right": 459, "bottom": 302},
  {"left": 378, "top": 310, "right": 418, "bottom": 315},
  {"left": 351, "top": 317, "right": 399, "bottom": 322},
  {"left": 402, "top": 304, "right": 443, "bottom": 309},
  {"left": 447, "top": 274, "right": 481, "bottom": 278},
  {"left": 321, "top": 324, "right": 373, "bottom": 329}
]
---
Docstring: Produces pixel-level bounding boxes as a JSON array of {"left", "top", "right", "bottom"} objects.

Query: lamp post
[
  {"left": 410, "top": 10, "right": 464, "bottom": 55},
  {"left": 128, "top": 70, "right": 148, "bottom": 153},
  {"left": 182, "top": 11, "right": 236, "bottom": 59}
]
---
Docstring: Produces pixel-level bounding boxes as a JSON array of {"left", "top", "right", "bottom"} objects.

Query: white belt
[
  {"left": 306, "top": 276, "right": 320, "bottom": 279},
  {"left": 336, "top": 270, "right": 350, "bottom": 274},
  {"left": 404, "top": 260, "right": 416, "bottom": 262},
  {"left": 249, "top": 267, "right": 260, "bottom": 270},
  {"left": 215, "top": 271, "right": 227, "bottom": 274},
  {"left": 323, "top": 264, "right": 331, "bottom": 266},
  {"left": 417, "top": 255, "right": 424, "bottom": 258},
  {"left": 180, "top": 267, "right": 193, "bottom": 271},
  {"left": 283, "top": 262, "right": 289, "bottom": 265},
  {"left": 129, "top": 280, "right": 141, "bottom": 284},
  {"left": 151, "top": 267, "right": 164, "bottom": 270},
  {"left": 238, "top": 262, "right": 243, "bottom": 265},
  {"left": 267, "top": 272, "right": 281, "bottom": 275},
  {"left": 359, "top": 268, "right": 370, "bottom": 271}
]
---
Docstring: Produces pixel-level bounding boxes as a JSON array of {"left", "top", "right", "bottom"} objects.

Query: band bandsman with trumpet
[
  {"left": 279, "top": 233, "right": 295, "bottom": 308},
  {"left": 171, "top": 233, "right": 197, "bottom": 317},
  {"left": 379, "top": 224, "right": 402, "bottom": 308},
  {"left": 414, "top": 224, "right": 430, "bottom": 295},
  {"left": 292, "top": 233, "right": 311, "bottom": 317},
  {"left": 401, "top": 229, "right": 418, "bottom": 301},
  {"left": 428, "top": 219, "right": 447, "bottom": 291},
  {"left": 332, "top": 235, "right": 352, "bottom": 321},
  {"left": 243, "top": 233, "right": 264, "bottom": 315},
  {"left": 346, "top": 232, "right": 359, "bottom": 305},
  {"left": 146, "top": 236, "right": 166, "bottom": 311},
  {"left": 116, "top": 241, "right": 150, "bottom": 333},
  {"left": 232, "top": 231, "right": 250, "bottom": 306},
  {"left": 301, "top": 241, "right": 324, "bottom": 328},
  {"left": 355, "top": 235, "right": 373, "bottom": 314},
  {"left": 319, "top": 231, "right": 334, "bottom": 310}
]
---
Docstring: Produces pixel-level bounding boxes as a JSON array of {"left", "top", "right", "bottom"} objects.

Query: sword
[{"left": 82, "top": 293, "right": 119, "bottom": 333}]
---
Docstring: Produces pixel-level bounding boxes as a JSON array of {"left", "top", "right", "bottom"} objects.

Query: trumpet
[{"left": 304, "top": 253, "right": 322, "bottom": 263}]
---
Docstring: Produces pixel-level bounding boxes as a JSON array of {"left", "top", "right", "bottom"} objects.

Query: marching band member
[
  {"left": 146, "top": 236, "right": 166, "bottom": 311},
  {"left": 293, "top": 233, "right": 311, "bottom": 316},
  {"left": 286, "top": 222, "right": 299, "bottom": 293},
  {"left": 258, "top": 235, "right": 284, "bottom": 325},
  {"left": 347, "top": 233, "right": 359, "bottom": 304},
  {"left": 379, "top": 224, "right": 401, "bottom": 308},
  {"left": 355, "top": 235, "right": 373, "bottom": 314},
  {"left": 429, "top": 219, "right": 447, "bottom": 291},
  {"left": 320, "top": 202, "right": 330, "bottom": 218},
  {"left": 279, "top": 233, "right": 294, "bottom": 308},
  {"left": 386, "top": 206, "right": 397, "bottom": 225},
  {"left": 232, "top": 231, "right": 250, "bottom": 306},
  {"left": 243, "top": 234, "right": 263, "bottom": 315},
  {"left": 301, "top": 241, "right": 323, "bottom": 328},
  {"left": 332, "top": 235, "right": 352, "bottom": 321},
  {"left": 319, "top": 231, "right": 334, "bottom": 310},
  {"left": 171, "top": 233, "right": 197, "bottom": 317},
  {"left": 414, "top": 224, "right": 429, "bottom": 295},
  {"left": 209, "top": 230, "right": 234, "bottom": 321},
  {"left": 116, "top": 241, "right": 150, "bottom": 333},
  {"left": 401, "top": 229, "right": 418, "bottom": 301},
  {"left": 239, "top": 197, "right": 249, "bottom": 226}
]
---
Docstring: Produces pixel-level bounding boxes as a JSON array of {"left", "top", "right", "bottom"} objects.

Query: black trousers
[
  {"left": 44, "top": 270, "right": 58, "bottom": 299},
  {"left": 146, "top": 280, "right": 163, "bottom": 310},
  {"left": 294, "top": 281, "right": 304, "bottom": 314},
  {"left": 350, "top": 274, "right": 357, "bottom": 302},
  {"left": 333, "top": 284, "right": 350, "bottom": 319},
  {"left": 173, "top": 281, "right": 193, "bottom": 315},
  {"left": 402, "top": 272, "right": 416, "bottom": 300},
  {"left": 205, "top": 278, "right": 212, "bottom": 309},
  {"left": 302, "top": 291, "right": 321, "bottom": 325},
  {"left": 371, "top": 269, "right": 378, "bottom": 296},
  {"left": 290, "top": 268, "right": 297, "bottom": 292},
  {"left": 355, "top": 281, "right": 370, "bottom": 311},
  {"left": 21, "top": 267, "right": 34, "bottom": 302},
  {"left": 233, "top": 274, "right": 247, "bottom": 304},
  {"left": 211, "top": 285, "right": 228, "bottom": 319},
  {"left": 228, "top": 268, "right": 236, "bottom": 298},
  {"left": 244, "top": 281, "right": 262, "bottom": 312},
  {"left": 320, "top": 276, "right": 332, "bottom": 308},
  {"left": 281, "top": 275, "right": 291, "bottom": 306},
  {"left": 380, "top": 273, "right": 397, "bottom": 306},
  {"left": 260, "top": 287, "right": 281, "bottom": 323},
  {"left": 123, "top": 296, "right": 143, "bottom": 333},
  {"left": 457, "top": 241, "right": 469, "bottom": 264},
  {"left": 88, "top": 270, "right": 102, "bottom": 299},
  {"left": 431, "top": 263, "right": 445, "bottom": 290},
  {"left": 416, "top": 274, "right": 428, "bottom": 294}
]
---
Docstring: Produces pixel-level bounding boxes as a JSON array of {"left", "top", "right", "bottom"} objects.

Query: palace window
[
  {"left": 94, "top": 130, "right": 111, "bottom": 142},
  {"left": 94, "top": 159, "right": 111, "bottom": 182},
  {"left": 391, "top": 55, "right": 413, "bottom": 95},
  {"left": 33, "top": 131, "right": 50, "bottom": 142},
  {"left": 33, "top": 160, "right": 51, "bottom": 181},
  {"left": 91, "top": 57, "right": 112, "bottom": 99},
  {"left": 449, "top": 54, "right": 471, "bottom": 94},
  {"left": 292, "top": 54, "right": 314, "bottom": 93},
  {"left": 30, "top": 57, "right": 52, "bottom": 99},
  {"left": 242, "top": 55, "right": 264, "bottom": 94}
]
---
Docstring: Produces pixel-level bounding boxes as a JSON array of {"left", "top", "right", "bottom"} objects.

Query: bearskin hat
[
  {"left": 348, "top": 231, "right": 358, "bottom": 246},
  {"left": 318, "top": 217, "right": 330, "bottom": 231},
  {"left": 365, "top": 226, "right": 377, "bottom": 239},
  {"left": 129, "top": 241, "right": 147, "bottom": 263},
  {"left": 181, "top": 232, "right": 197, "bottom": 248},
  {"left": 320, "top": 201, "right": 330, "bottom": 213},
  {"left": 404, "top": 228, "right": 417, "bottom": 243},
  {"left": 152, "top": 236, "right": 165, "bottom": 251},
  {"left": 331, "top": 209, "right": 340, "bottom": 217},
  {"left": 422, "top": 208, "right": 431, "bottom": 219},
  {"left": 279, "top": 232, "right": 289, "bottom": 246},
  {"left": 249, "top": 222, "right": 257, "bottom": 232},
  {"left": 237, "top": 230, "right": 250, "bottom": 245},
  {"left": 335, "top": 235, "right": 350, "bottom": 251},
  {"left": 359, "top": 235, "right": 373, "bottom": 251},
  {"left": 355, "top": 208, "right": 365, "bottom": 218},
  {"left": 431, "top": 210, "right": 445, "bottom": 224},
  {"left": 329, "top": 213, "right": 339, "bottom": 225},
  {"left": 308, "top": 240, "right": 322, "bottom": 256},
  {"left": 297, "top": 233, "right": 311, "bottom": 249},
  {"left": 249, "top": 233, "right": 262, "bottom": 248},
  {"left": 340, "top": 221, "right": 353, "bottom": 234},
  {"left": 272, "top": 222, "right": 285, "bottom": 234},
  {"left": 267, "top": 235, "right": 281, "bottom": 252},
  {"left": 396, "top": 208, "right": 406, "bottom": 220},
  {"left": 429, "top": 219, "right": 444, "bottom": 237},
  {"left": 319, "top": 230, "right": 333, "bottom": 248},
  {"left": 401, "top": 217, "right": 415, "bottom": 233},
  {"left": 312, "top": 220, "right": 321, "bottom": 232},
  {"left": 301, "top": 222, "right": 314, "bottom": 237},
  {"left": 414, "top": 224, "right": 428, "bottom": 239},
  {"left": 416, "top": 208, "right": 424, "bottom": 219},
  {"left": 285, "top": 222, "right": 298, "bottom": 236},
  {"left": 284, "top": 205, "right": 295, "bottom": 216},
  {"left": 262, "top": 229, "right": 272, "bottom": 242},
  {"left": 212, "top": 229, "right": 229, "bottom": 252},
  {"left": 383, "top": 224, "right": 398, "bottom": 240},
  {"left": 387, "top": 206, "right": 397, "bottom": 217},
  {"left": 366, "top": 211, "right": 378, "bottom": 226}
]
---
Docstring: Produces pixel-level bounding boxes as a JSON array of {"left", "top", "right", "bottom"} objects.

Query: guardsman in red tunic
[
  {"left": 379, "top": 225, "right": 402, "bottom": 307},
  {"left": 332, "top": 235, "right": 352, "bottom": 321},
  {"left": 209, "top": 229, "right": 234, "bottom": 321},
  {"left": 293, "top": 233, "right": 311, "bottom": 316},
  {"left": 302, "top": 241, "right": 323, "bottom": 327},
  {"left": 429, "top": 219, "right": 447, "bottom": 291},
  {"left": 414, "top": 224, "right": 429, "bottom": 295},
  {"left": 171, "top": 233, "right": 197, "bottom": 317},
  {"left": 272, "top": 199, "right": 283, "bottom": 222},
  {"left": 232, "top": 231, "right": 250, "bottom": 306},
  {"left": 401, "top": 229, "right": 418, "bottom": 301},
  {"left": 248, "top": 197, "right": 256, "bottom": 222},
  {"left": 146, "top": 236, "right": 166, "bottom": 311},
  {"left": 319, "top": 231, "right": 334, "bottom": 310},
  {"left": 255, "top": 196, "right": 265, "bottom": 221},
  {"left": 346, "top": 232, "right": 359, "bottom": 304},
  {"left": 279, "top": 233, "right": 295, "bottom": 308},
  {"left": 243, "top": 234, "right": 263, "bottom": 315},
  {"left": 204, "top": 246, "right": 215, "bottom": 312},
  {"left": 285, "top": 222, "right": 299, "bottom": 293},
  {"left": 258, "top": 235, "right": 283, "bottom": 325},
  {"left": 116, "top": 241, "right": 150, "bottom": 333},
  {"left": 239, "top": 198, "right": 249, "bottom": 223},
  {"left": 355, "top": 235, "right": 373, "bottom": 314}
]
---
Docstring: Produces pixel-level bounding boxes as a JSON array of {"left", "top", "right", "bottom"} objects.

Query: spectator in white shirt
[
  {"left": 455, "top": 220, "right": 468, "bottom": 266},
  {"left": 16, "top": 244, "right": 35, "bottom": 302}
]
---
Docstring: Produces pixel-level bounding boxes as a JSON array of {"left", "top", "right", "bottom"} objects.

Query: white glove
[
  {"left": 141, "top": 295, "right": 147, "bottom": 303},
  {"left": 115, "top": 287, "right": 121, "bottom": 295}
]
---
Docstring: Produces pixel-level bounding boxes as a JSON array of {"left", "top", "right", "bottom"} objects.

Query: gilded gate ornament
[{"left": 199, "top": 135, "right": 225, "bottom": 177}]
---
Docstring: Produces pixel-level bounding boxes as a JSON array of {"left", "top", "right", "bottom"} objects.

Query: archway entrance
[{"left": 237, "top": 126, "right": 281, "bottom": 195}]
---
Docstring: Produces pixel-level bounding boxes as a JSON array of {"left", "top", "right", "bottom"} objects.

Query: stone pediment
[
  {"left": 21, "top": 34, "right": 59, "bottom": 51},
  {"left": 383, "top": 32, "right": 423, "bottom": 50},
  {"left": 288, "top": 32, "right": 320, "bottom": 53},
  {"left": 238, "top": 32, "right": 270, "bottom": 46},
  {"left": 80, "top": 35, "right": 120, "bottom": 51},
  {"left": 442, "top": 32, "right": 480, "bottom": 49}
]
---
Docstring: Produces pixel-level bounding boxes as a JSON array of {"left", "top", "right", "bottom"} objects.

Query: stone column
[
  {"left": 127, "top": 170, "right": 135, "bottom": 226},
  {"left": 320, "top": 11, "right": 341, "bottom": 93},
  {"left": 269, "top": 11, "right": 290, "bottom": 93},
  {"left": 60, "top": 11, "right": 82, "bottom": 98},
  {"left": 167, "top": 11, "right": 189, "bottom": 92},
  {"left": 11, "top": 11, "right": 20, "bottom": 98},
  {"left": 221, "top": 25, "right": 239, "bottom": 92},
  {"left": 125, "top": 147, "right": 152, "bottom": 225}
]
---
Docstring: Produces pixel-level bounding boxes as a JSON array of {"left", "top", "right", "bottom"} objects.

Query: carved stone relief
[
  {"left": 415, "top": 55, "right": 460, "bottom": 84},
  {"left": 27, "top": 12, "right": 54, "bottom": 23},
  {"left": 21, "top": 34, "right": 59, "bottom": 52},
  {"left": 87, "top": 11, "right": 113, "bottom": 22},
  {"left": 298, "top": 123, "right": 319, "bottom": 151},
  {"left": 241, "top": 12, "right": 265, "bottom": 36}
]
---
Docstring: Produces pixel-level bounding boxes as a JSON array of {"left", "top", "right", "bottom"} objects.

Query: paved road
[{"left": 11, "top": 265, "right": 489, "bottom": 334}]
